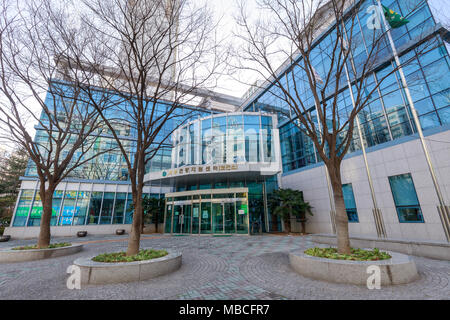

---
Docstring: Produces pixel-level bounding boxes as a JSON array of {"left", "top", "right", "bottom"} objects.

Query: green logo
[{"left": 162, "top": 171, "right": 167, "bottom": 177}]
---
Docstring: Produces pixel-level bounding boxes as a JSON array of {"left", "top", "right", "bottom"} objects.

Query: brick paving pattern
[{"left": 0, "top": 235, "right": 448, "bottom": 300}]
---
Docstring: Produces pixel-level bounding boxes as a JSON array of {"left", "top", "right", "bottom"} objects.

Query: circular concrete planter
[
  {"left": 289, "top": 250, "right": 419, "bottom": 286},
  {"left": 73, "top": 250, "right": 182, "bottom": 285},
  {"left": 0, "top": 244, "right": 84, "bottom": 264}
]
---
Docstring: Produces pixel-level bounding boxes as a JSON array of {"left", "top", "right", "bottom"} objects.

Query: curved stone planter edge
[
  {"left": 73, "top": 250, "right": 182, "bottom": 285},
  {"left": 0, "top": 244, "right": 84, "bottom": 264},
  {"left": 289, "top": 250, "right": 419, "bottom": 286}
]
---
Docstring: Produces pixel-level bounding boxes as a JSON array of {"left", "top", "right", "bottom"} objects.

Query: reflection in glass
[
  {"left": 88, "top": 192, "right": 103, "bottom": 225},
  {"left": 100, "top": 192, "right": 115, "bottom": 224},
  {"left": 13, "top": 190, "right": 34, "bottom": 227},
  {"left": 113, "top": 193, "right": 126, "bottom": 224},
  {"left": 74, "top": 191, "right": 90, "bottom": 225}
]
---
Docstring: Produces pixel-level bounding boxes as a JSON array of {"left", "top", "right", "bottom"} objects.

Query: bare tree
[
  {"left": 232, "top": 0, "right": 437, "bottom": 253},
  {"left": 0, "top": 0, "right": 116, "bottom": 248},
  {"left": 66, "top": 0, "right": 226, "bottom": 255}
]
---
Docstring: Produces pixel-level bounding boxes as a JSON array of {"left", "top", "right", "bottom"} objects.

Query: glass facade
[
  {"left": 245, "top": 0, "right": 450, "bottom": 174},
  {"left": 12, "top": 189, "right": 163, "bottom": 227},
  {"left": 388, "top": 173, "right": 424, "bottom": 223},
  {"left": 24, "top": 81, "right": 214, "bottom": 182},
  {"left": 172, "top": 113, "right": 275, "bottom": 167}
]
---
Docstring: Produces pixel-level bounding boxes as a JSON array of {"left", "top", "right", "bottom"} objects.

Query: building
[{"left": 5, "top": 0, "right": 450, "bottom": 243}]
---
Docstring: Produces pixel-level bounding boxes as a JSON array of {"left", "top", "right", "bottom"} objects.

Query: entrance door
[
  {"left": 224, "top": 202, "right": 235, "bottom": 234},
  {"left": 212, "top": 201, "right": 236, "bottom": 234},
  {"left": 172, "top": 203, "right": 192, "bottom": 234},
  {"left": 212, "top": 203, "right": 224, "bottom": 234},
  {"left": 200, "top": 202, "right": 212, "bottom": 234},
  {"left": 173, "top": 204, "right": 183, "bottom": 233},
  {"left": 182, "top": 204, "right": 192, "bottom": 234},
  {"left": 192, "top": 202, "right": 200, "bottom": 234}
]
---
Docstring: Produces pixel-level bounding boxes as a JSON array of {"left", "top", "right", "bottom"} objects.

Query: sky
[{"left": 199, "top": 0, "right": 257, "bottom": 98}]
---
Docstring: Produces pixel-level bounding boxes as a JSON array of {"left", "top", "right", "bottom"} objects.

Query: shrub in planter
[
  {"left": 92, "top": 249, "right": 168, "bottom": 263},
  {"left": 305, "top": 247, "right": 392, "bottom": 261},
  {"left": 12, "top": 242, "right": 72, "bottom": 250}
]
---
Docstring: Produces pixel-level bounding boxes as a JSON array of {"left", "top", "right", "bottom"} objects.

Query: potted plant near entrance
[{"left": 269, "top": 189, "right": 313, "bottom": 234}]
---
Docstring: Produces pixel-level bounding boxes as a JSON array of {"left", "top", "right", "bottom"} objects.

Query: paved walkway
[{"left": 0, "top": 235, "right": 449, "bottom": 300}]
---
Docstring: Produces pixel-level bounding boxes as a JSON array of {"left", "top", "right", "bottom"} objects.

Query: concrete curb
[
  {"left": 0, "top": 244, "right": 84, "bottom": 263},
  {"left": 289, "top": 250, "right": 419, "bottom": 286},
  {"left": 73, "top": 250, "right": 182, "bottom": 285},
  {"left": 311, "top": 234, "right": 450, "bottom": 261}
]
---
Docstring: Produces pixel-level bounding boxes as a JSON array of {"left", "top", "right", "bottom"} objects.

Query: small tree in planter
[{"left": 269, "top": 189, "right": 313, "bottom": 234}]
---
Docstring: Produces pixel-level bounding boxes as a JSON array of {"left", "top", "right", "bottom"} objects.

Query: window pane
[
  {"left": 113, "top": 193, "right": 127, "bottom": 224},
  {"left": 342, "top": 184, "right": 359, "bottom": 223},
  {"left": 100, "top": 192, "right": 115, "bottom": 224},
  {"left": 87, "top": 192, "right": 103, "bottom": 225},
  {"left": 125, "top": 193, "right": 134, "bottom": 224},
  {"left": 74, "top": 191, "right": 90, "bottom": 225},
  {"left": 59, "top": 190, "right": 77, "bottom": 226},
  {"left": 28, "top": 193, "right": 42, "bottom": 226},
  {"left": 13, "top": 190, "right": 34, "bottom": 227},
  {"left": 388, "top": 173, "right": 423, "bottom": 223}
]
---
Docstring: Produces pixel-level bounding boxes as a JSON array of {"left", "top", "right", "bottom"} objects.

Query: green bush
[
  {"left": 0, "top": 226, "right": 4, "bottom": 236},
  {"left": 12, "top": 243, "right": 72, "bottom": 250},
  {"left": 92, "top": 249, "right": 168, "bottom": 263},
  {"left": 305, "top": 247, "right": 391, "bottom": 261}
]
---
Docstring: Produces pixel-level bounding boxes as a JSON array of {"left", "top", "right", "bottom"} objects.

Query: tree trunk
[
  {"left": 327, "top": 162, "right": 351, "bottom": 254},
  {"left": 301, "top": 220, "right": 306, "bottom": 234},
  {"left": 127, "top": 188, "right": 143, "bottom": 256},
  {"left": 37, "top": 188, "right": 54, "bottom": 249},
  {"left": 271, "top": 213, "right": 278, "bottom": 232},
  {"left": 284, "top": 216, "right": 291, "bottom": 233}
]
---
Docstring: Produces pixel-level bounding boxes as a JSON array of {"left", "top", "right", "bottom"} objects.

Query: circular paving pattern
[{"left": 0, "top": 235, "right": 448, "bottom": 300}]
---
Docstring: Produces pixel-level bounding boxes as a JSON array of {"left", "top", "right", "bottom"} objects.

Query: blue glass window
[
  {"left": 388, "top": 173, "right": 424, "bottom": 223},
  {"left": 342, "top": 184, "right": 359, "bottom": 223}
]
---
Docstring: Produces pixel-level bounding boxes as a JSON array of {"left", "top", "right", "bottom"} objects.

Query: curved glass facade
[
  {"left": 172, "top": 113, "right": 276, "bottom": 168},
  {"left": 159, "top": 113, "right": 282, "bottom": 235}
]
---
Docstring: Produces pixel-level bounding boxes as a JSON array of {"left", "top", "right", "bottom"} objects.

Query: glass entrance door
[
  {"left": 164, "top": 189, "right": 250, "bottom": 235},
  {"left": 173, "top": 204, "right": 183, "bottom": 233},
  {"left": 192, "top": 202, "right": 200, "bottom": 234},
  {"left": 200, "top": 202, "right": 212, "bottom": 234},
  {"left": 212, "top": 203, "right": 224, "bottom": 234},
  {"left": 212, "top": 201, "right": 237, "bottom": 234},
  {"left": 172, "top": 202, "right": 192, "bottom": 234},
  {"left": 182, "top": 204, "right": 192, "bottom": 234},
  {"left": 224, "top": 202, "right": 235, "bottom": 234}
]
